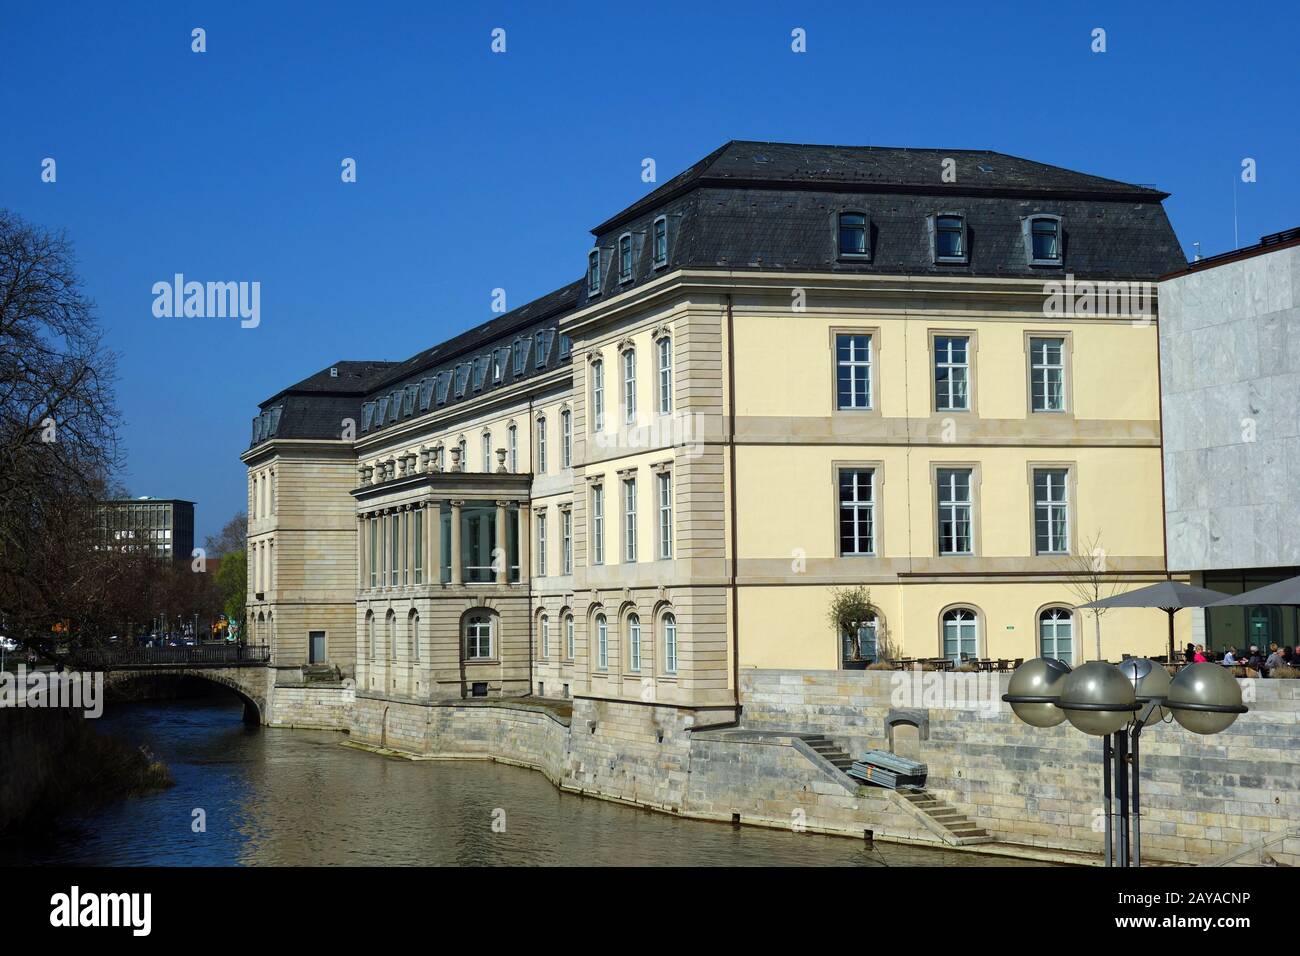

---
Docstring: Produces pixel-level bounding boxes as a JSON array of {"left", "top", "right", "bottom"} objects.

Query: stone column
[
  {"left": 495, "top": 500, "right": 509, "bottom": 585},
  {"left": 449, "top": 500, "right": 463, "bottom": 585}
]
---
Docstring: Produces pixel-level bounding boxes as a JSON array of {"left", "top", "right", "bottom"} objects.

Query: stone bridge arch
[{"left": 103, "top": 666, "right": 270, "bottom": 725}]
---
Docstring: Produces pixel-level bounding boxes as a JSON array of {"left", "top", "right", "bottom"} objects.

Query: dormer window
[
  {"left": 387, "top": 393, "right": 400, "bottom": 422},
  {"left": 402, "top": 386, "right": 416, "bottom": 415},
  {"left": 558, "top": 333, "right": 572, "bottom": 360},
  {"left": 491, "top": 348, "right": 506, "bottom": 384},
  {"left": 512, "top": 337, "right": 531, "bottom": 375},
  {"left": 375, "top": 397, "right": 389, "bottom": 425},
  {"left": 453, "top": 364, "right": 470, "bottom": 398},
  {"left": 362, "top": 402, "right": 376, "bottom": 431},
  {"left": 1025, "top": 215, "right": 1064, "bottom": 266},
  {"left": 652, "top": 216, "right": 668, "bottom": 268},
  {"left": 618, "top": 233, "right": 633, "bottom": 283},
  {"left": 587, "top": 249, "right": 602, "bottom": 296},
  {"left": 932, "top": 214, "right": 967, "bottom": 264},
  {"left": 418, "top": 378, "right": 434, "bottom": 411},
  {"left": 471, "top": 355, "right": 489, "bottom": 391},
  {"left": 435, "top": 371, "right": 451, "bottom": 405},
  {"left": 536, "top": 330, "right": 555, "bottom": 368},
  {"left": 838, "top": 212, "right": 869, "bottom": 259}
]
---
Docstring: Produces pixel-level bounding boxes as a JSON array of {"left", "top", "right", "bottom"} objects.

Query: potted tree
[{"left": 828, "top": 586, "right": 881, "bottom": 670}]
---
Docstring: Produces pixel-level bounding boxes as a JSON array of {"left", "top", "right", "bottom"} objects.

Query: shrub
[{"left": 1270, "top": 665, "right": 1300, "bottom": 679}]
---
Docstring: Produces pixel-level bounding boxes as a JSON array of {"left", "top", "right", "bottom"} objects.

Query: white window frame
[
  {"left": 1030, "top": 337, "right": 1066, "bottom": 413},
  {"left": 561, "top": 410, "right": 572, "bottom": 468},
  {"left": 592, "top": 484, "right": 605, "bottom": 566},
  {"left": 596, "top": 614, "right": 608, "bottom": 670},
  {"left": 536, "top": 510, "right": 548, "bottom": 577},
  {"left": 937, "top": 468, "right": 974, "bottom": 556},
  {"left": 657, "top": 337, "right": 672, "bottom": 414},
  {"left": 623, "top": 348, "right": 637, "bottom": 425},
  {"left": 465, "top": 614, "right": 493, "bottom": 660},
  {"left": 934, "top": 335, "right": 971, "bottom": 412},
  {"left": 618, "top": 233, "right": 633, "bottom": 283},
  {"left": 562, "top": 509, "right": 572, "bottom": 575},
  {"left": 836, "top": 333, "right": 872, "bottom": 410},
  {"left": 1033, "top": 468, "right": 1070, "bottom": 555},
  {"left": 624, "top": 477, "right": 637, "bottom": 562},
  {"left": 536, "top": 415, "right": 547, "bottom": 474},
  {"left": 838, "top": 468, "right": 875, "bottom": 556},
  {"left": 591, "top": 360, "right": 605, "bottom": 431},
  {"left": 657, "top": 471, "right": 673, "bottom": 560},
  {"left": 628, "top": 614, "right": 641, "bottom": 672},
  {"left": 663, "top": 612, "right": 677, "bottom": 675}
]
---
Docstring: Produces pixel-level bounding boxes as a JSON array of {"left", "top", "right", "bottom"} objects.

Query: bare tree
[
  {"left": 0, "top": 210, "right": 121, "bottom": 650},
  {"left": 204, "top": 511, "right": 248, "bottom": 557},
  {"left": 1058, "top": 531, "right": 1122, "bottom": 661}
]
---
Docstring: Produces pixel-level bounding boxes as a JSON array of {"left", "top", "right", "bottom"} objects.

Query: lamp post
[{"left": 1003, "top": 658, "right": 1247, "bottom": 867}]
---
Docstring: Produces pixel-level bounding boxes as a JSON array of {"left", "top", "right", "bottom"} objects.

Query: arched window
[
  {"left": 564, "top": 611, "right": 575, "bottom": 660},
  {"left": 540, "top": 613, "right": 550, "bottom": 659},
  {"left": 465, "top": 611, "right": 493, "bottom": 660},
  {"left": 508, "top": 424, "right": 518, "bottom": 472},
  {"left": 843, "top": 612, "right": 878, "bottom": 665},
  {"left": 1039, "top": 607, "right": 1073, "bottom": 665},
  {"left": 482, "top": 431, "right": 492, "bottom": 472},
  {"left": 410, "top": 609, "right": 421, "bottom": 662},
  {"left": 365, "top": 611, "right": 374, "bottom": 659},
  {"left": 941, "top": 607, "right": 979, "bottom": 663},
  {"left": 387, "top": 610, "right": 397, "bottom": 661},
  {"left": 662, "top": 612, "right": 677, "bottom": 674},
  {"left": 595, "top": 613, "right": 608, "bottom": 670},
  {"left": 627, "top": 613, "right": 641, "bottom": 671}
]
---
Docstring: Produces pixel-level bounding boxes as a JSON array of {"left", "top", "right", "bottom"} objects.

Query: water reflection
[{"left": 4, "top": 698, "right": 1045, "bottom": 867}]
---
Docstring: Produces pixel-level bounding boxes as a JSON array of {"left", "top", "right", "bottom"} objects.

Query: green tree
[{"left": 215, "top": 549, "right": 247, "bottom": 630}]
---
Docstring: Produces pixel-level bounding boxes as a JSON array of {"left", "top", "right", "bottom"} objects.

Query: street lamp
[{"left": 1003, "top": 657, "right": 1247, "bottom": 867}]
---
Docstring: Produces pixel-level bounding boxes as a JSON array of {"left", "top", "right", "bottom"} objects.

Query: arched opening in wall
[
  {"left": 458, "top": 607, "right": 498, "bottom": 698},
  {"left": 889, "top": 722, "right": 922, "bottom": 762},
  {"left": 386, "top": 610, "right": 398, "bottom": 691}
]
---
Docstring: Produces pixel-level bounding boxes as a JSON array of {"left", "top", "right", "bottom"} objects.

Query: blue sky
[{"left": 3, "top": 1, "right": 1297, "bottom": 543}]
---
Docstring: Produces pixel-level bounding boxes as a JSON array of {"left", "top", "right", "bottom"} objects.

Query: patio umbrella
[
  {"left": 1077, "top": 581, "right": 1230, "bottom": 661},
  {"left": 1204, "top": 573, "right": 1300, "bottom": 607}
]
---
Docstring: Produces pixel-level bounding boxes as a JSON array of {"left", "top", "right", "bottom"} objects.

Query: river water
[{"left": 3, "top": 697, "right": 1043, "bottom": 866}]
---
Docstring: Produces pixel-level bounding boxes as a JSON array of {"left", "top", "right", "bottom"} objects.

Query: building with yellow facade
[{"left": 242, "top": 141, "right": 1187, "bottom": 723}]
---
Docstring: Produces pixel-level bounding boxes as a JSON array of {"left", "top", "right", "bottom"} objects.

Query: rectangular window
[
  {"left": 623, "top": 350, "right": 637, "bottom": 425},
  {"left": 562, "top": 510, "right": 573, "bottom": 574},
  {"left": 400, "top": 510, "right": 409, "bottom": 586},
  {"left": 537, "top": 511, "right": 548, "bottom": 577},
  {"left": 541, "top": 617, "right": 550, "bottom": 659},
  {"left": 588, "top": 249, "right": 601, "bottom": 295},
  {"left": 597, "top": 617, "right": 608, "bottom": 670},
  {"left": 934, "top": 335, "right": 970, "bottom": 411},
  {"left": 629, "top": 618, "right": 641, "bottom": 671},
  {"left": 1030, "top": 337, "right": 1066, "bottom": 412},
  {"left": 592, "top": 361, "right": 605, "bottom": 431},
  {"left": 624, "top": 477, "right": 637, "bottom": 562},
  {"left": 838, "top": 469, "right": 875, "bottom": 556},
  {"left": 619, "top": 234, "right": 633, "bottom": 282},
  {"left": 508, "top": 425, "right": 518, "bottom": 472},
  {"left": 1034, "top": 468, "right": 1070, "bottom": 555},
  {"left": 390, "top": 514, "right": 400, "bottom": 584},
  {"left": 537, "top": 417, "right": 547, "bottom": 473},
  {"left": 565, "top": 615, "right": 574, "bottom": 660},
  {"left": 413, "top": 510, "right": 423, "bottom": 584},
  {"left": 368, "top": 517, "right": 377, "bottom": 587},
  {"left": 653, "top": 216, "right": 668, "bottom": 267},
  {"left": 935, "top": 215, "right": 964, "bottom": 261},
  {"left": 482, "top": 432, "right": 492, "bottom": 472},
  {"left": 657, "top": 337, "right": 672, "bottom": 414},
  {"left": 561, "top": 411, "right": 572, "bottom": 468},
  {"left": 592, "top": 485, "right": 605, "bottom": 565},
  {"left": 937, "top": 468, "right": 973, "bottom": 556},
  {"left": 657, "top": 472, "right": 673, "bottom": 560},
  {"left": 1031, "top": 218, "right": 1061, "bottom": 262},
  {"left": 836, "top": 333, "right": 872, "bottom": 410},
  {"left": 839, "top": 212, "right": 868, "bottom": 257}
]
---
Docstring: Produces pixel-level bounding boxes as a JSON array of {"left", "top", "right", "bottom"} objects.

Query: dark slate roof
[
  {"left": 580, "top": 142, "right": 1184, "bottom": 305},
  {"left": 595, "top": 140, "right": 1168, "bottom": 234},
  {"left": 250, "top": 281, "right": 583, "bottom": 448}
]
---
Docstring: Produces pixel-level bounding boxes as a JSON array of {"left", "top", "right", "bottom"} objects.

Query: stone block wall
[{"left": 741, "top": 668, "right": 1300, "bottom": 862}]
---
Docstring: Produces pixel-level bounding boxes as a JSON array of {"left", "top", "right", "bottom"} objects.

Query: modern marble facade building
[
  {"left": 1160, "top": 227, "right": 1300, "bottom": 651},
  {"left": 243, "top": 141, "right": 1187, "bottom": 716}
]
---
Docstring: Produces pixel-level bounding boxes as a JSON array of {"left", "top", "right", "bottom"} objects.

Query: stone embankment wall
[{"left": 270, "top": 669, "right": 1299, "bottom": 862}]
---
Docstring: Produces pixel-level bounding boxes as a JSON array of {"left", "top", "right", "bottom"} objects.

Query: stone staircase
[
  {"left": 893, "top": 788, "right": 992, "bottom": 846},
  {"left": 796, "top": 734, "right": 857, "bottom": 776}
]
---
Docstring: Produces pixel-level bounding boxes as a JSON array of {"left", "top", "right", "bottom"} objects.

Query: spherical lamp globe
[
  {"left": 1003, "top": 657, "right": 1071, "bottom": 727},
  {"left": 1118, "top": 657, "right": 1172, "bottom": 723},
  {"left": 1167, "top": 662, "right": 1246, "bottom": 735},
  {"left": 1058, "top": 661, "right": 1136, "bottom": 736}
]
